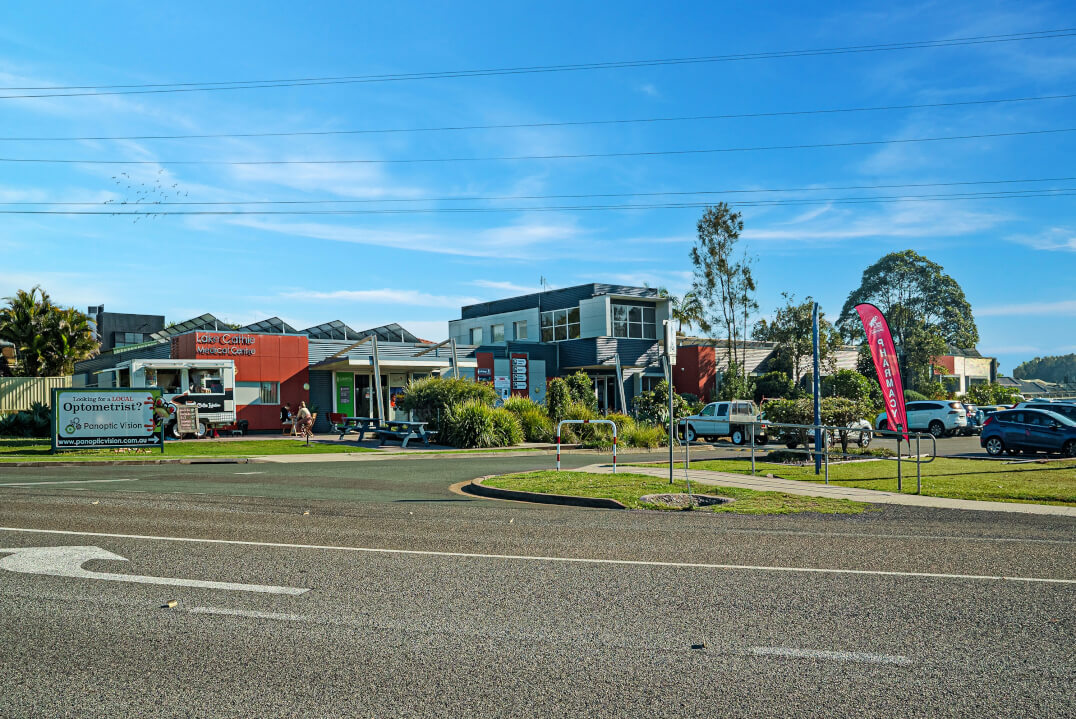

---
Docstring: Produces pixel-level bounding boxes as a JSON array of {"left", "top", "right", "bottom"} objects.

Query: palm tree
[
  {"left": 0, "top": 286, "right": 97, "bottom": 376},
  {"left": 672, "top": 290, "right": 710, "bottom": 335}
]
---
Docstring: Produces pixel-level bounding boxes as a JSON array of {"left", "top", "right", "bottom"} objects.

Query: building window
[
  {"left": 470, "top": 327, "right": 483, "bottom": 344},
  {"left": 259, "top": 381, "right": 279, "bottom": 404},
  {"left": 513, "top": 320, "right": 528, "bottom": 340},
  {"left": 113, "top": 331, "right": 147, "bottom": 348},
  {"left": 491, "top": 324, "right": 505, "bottom": 343},
  {"left": 641, "top": 375, "right": 663, "bottom": 392},
  {"left": 611, "top": 304, "right": 656, "bottom": 340},
  {"left": 540, "top": 307, "right": 580, "bottom": 342}
]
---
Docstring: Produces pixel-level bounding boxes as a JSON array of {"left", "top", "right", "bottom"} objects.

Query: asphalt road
[{"left": 0, "top": 453, "right": 1072, "bottom": 718}]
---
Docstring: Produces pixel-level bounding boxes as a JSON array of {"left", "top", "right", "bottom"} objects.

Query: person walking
[{"left": 295, "top": 401, "right": 313, "bottom": 439}]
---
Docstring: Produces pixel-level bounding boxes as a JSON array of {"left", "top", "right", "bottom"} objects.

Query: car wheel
[
  {"left": 784, "top": 440, "right": 799, "bottom": 449},
  {"left": 731, "top": 428, "right": 745, "bottom": 445},
  {"left": 929, "top": 421, "right": 945, "bottom": 438},
  {"left": 193, "top": 421, "right": 208, "bottom": 439},
  {"left": 877, "top": 419, "right": 888, "bottom": 431},
  {"left": 683, "top": 425, "right": 696, "bottom": 443},
  {"left": 1063, "top": 440, "right": 1076, "bottom": 458},
  {"left": 858, "top": 432, "right": 871, "bottom": 448},
  {"left": 984, "top": 437, "right": 1004, "bottom": 456}
]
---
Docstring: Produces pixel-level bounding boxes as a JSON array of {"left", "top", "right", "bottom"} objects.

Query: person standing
[{"left": 295, "top": 401, "right": 313, "bottom": 439}]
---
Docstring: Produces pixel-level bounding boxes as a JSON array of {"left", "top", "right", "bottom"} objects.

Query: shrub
[
  {"left": 441, "top": 400, "right": 522, "bottom": 448},
  {"left": 623, "top": 423, "right": 667, "bottom": 449},
  {"left": 963, "top": 382, "right": 1020, "bottom": 406},
  {"left": 502, "top": 396, "right": 554, "bottom": 442},
  {"left": 565, "top": 371, "right": 598, "bottom": 410},
  {"left": 822, "top": 369, "right": 872, "bottom": 403},
  {"left": 633, "top": 380, "right": 691, "bottom": 424},
  {"left": 903, "top": 389, "right": 928, "bottom": 402},
  {"left": 0, "top": 402, "right": 51, "bottom": 438},
  {"left": 545, "top": 378, "right": 572, "bottom": 422},
  {"left": 397, "top": 377, "right": 498, "bottom": 430},
  {"left": 753, "top": 371, "right": 794, "bottom": 404}
]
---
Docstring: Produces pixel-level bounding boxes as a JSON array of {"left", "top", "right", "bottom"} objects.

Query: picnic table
[
  {"left": 332, "top": 416, "right": 382, "bottom": 441},
  {"left": 375, "top": 420, "right": 437, "bottom": 449}
]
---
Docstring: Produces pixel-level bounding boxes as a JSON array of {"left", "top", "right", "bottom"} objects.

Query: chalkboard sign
[{"left": 175, "top": 405, "right": 200, "bottom": 434}]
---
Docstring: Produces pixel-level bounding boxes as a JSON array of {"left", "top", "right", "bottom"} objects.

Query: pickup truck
[{"left": 677, "top": 400, "right": 768, "bottom": 445}]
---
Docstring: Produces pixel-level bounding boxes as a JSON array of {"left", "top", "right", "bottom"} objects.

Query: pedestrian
[
  {"left": 280, "top": 403, "right": 294, "bottom": 435},
  {"left": 295, "top": 401, "right": 313, "bottom": 439}
]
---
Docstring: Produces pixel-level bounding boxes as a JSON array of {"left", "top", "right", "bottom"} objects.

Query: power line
[
  {"left": 2, "top": 93, "right": 1071, "bottom": 142},
  {"left": 2, "top": 188, "right": 1072, "bottom": 215},
  {"left": 1, "top": 28, "right": 1073, "bottom": 100},
  {"left": 2, "top": 127, "right": 1072, "bottom": 165},
  {"left": 4, "top": 176, "right": 1072, "bottom": 206}
]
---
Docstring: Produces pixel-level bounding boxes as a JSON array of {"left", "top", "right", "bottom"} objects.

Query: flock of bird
[{"left": 103, "top": 169, "right": 189, "bottom": 223}]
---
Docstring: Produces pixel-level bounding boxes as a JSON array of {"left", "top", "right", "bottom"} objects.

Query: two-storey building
[{"left": 449, "top": 283, "right": 672, "bottom": 412}]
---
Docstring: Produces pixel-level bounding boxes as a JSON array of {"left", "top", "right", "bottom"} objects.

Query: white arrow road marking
[{"left": 0, "top": 545, "right": 309, "bottom": 595}]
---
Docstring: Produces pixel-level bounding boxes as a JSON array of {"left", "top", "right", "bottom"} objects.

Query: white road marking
[
  {"left": 189, "top": 606, "right": 305, "bottom": 621},
  {"left": 0, "top": 478, "right": 139, "bottom": 487},
  {"left": 0, "top": 545, "right": 309, "bottom": 595},
  {"left": 233, "top": 472, "right": 264, "bottom": 475},
  {"left": 750, "top": 646, "right": 911, "bottom": 665},
  {"left": 0, "top": 526, "right": 1072, "bottom": 585}
]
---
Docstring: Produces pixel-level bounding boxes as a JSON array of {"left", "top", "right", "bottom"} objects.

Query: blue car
[{"left": 980, "top": 408, "right": 1076, "bottom": 457}]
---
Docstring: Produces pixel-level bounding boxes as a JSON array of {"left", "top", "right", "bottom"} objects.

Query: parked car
[
  {"left": 874, "top": 400, "right": 967, "bottom": 438},
  {"left": 960, "top": 403, "right": 982, "bottom": 436},
  {"left": 678, "top": 400, "right": 768, "bottom": 445},
  {"left": 980, "top": 408, "right": 1076, "bottom": 457},
  {"left": 781, "top": 419, "right": 873, "bottom": 450},
  {"left": 1011, "top": 400, "right": 1076, "bottom": 425}
]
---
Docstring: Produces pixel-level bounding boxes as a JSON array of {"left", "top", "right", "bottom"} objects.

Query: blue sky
[{"left": 1, "top": 1, "right": 1073, "bottom": 374}]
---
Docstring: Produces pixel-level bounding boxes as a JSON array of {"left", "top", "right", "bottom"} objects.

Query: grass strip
[
  {"left": 660, "top": 457, "right": 1076, "bottom": 506},
  {"left": 482, "top": 471, "right": 868, "bottom": 515}
]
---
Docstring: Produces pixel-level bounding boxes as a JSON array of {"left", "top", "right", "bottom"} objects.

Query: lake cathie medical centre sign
[{"left": 51, "top": 388, "right": 165, "bottom": 452}]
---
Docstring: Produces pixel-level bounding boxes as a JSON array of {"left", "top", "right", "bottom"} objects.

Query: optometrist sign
[{"left": 51, "top": 388, "right": 165, "bottom": 452}]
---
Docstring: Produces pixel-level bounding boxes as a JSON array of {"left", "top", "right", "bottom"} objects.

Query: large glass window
[
  {"left": 540, "top": 308, "right": 580, "bottom": 342},
  {"left": 491, "top": 324, "right": 505, "bottom": 343},
  {"left": 611, "top": 304, "right": 656, "bottom": 339},
  {"left": 259, "top": 381, "right": 279, "bottom": 404},
  {"left": 513, "top": 320, "right": 527, "bottom": 340},
  {"left": 469, "top": 327, "right": 483, "bottom": 344}
]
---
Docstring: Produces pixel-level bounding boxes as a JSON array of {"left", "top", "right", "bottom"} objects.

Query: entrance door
[
  {"left": 335, "top": 373, "right": 355, "bottom": 417},
  {"left": 593, "top": 376, "right": 617, "bottom": 414}
]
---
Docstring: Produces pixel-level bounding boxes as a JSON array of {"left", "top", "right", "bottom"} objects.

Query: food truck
[{"left": 99, "top": 359, "right": 237, "bottom": 438}]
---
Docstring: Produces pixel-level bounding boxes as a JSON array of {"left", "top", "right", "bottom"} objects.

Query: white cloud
[
  {"left": 637, "top": 83, "right": 660, "bottom": 98},
  {"left": 1006, "top": 227, "right": 1076, "bottom": 252},
  {"left": 469, "top": 279, "right": 541, "bottom": 294},
  {"left": 282, "top": 288, "right": 480, "bottom": 308},
  {"left": 744, "top": 200, "right": 1006, "bottom": 242},
  {"left": 228, "top": 216, "right": 583, "bottom": 259},
  {"left": 977, "top": 299, "right": 1076, "bottom": 317}
]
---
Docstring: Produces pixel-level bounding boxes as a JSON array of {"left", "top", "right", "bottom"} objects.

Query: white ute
[{"left": 678, "top": 400, "right": 768, "bottom": 445}]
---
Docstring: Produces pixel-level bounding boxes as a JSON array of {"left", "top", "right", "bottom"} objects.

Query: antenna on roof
[{"left": 540, "top": 276, "right": 549, "bottom": 292}]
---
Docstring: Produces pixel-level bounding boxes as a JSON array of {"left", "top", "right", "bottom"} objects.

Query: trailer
[{"left": 98, "top": 359, "right": 237, "bottom": 438}]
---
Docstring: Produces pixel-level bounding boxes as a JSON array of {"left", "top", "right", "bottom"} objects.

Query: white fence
[{"left": 0, "top": 376, "right": 72, "bottom": 414}]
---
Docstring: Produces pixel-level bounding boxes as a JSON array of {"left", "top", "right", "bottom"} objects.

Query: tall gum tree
[{"left": 837, "top": 250, "right": 979, "bottom": 388}]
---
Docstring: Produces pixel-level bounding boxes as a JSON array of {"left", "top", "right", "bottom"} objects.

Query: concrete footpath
[{"left": 580, "top": 463, "right": 1076, "bottom": 517}]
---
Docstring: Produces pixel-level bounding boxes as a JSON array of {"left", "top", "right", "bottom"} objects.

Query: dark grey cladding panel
[
  {"left": 473, "top": 342, "right": 558, "bottom": 365},
  {"left": 596, "top": 338, "right": 662, "bottom": 369},
  {"left": 460, "top": 283, "right": 661, "bottom": 319},
  {"left": 557, "top": 338, "right": 599, "bottom": 369},
  {"left": 308, "top": 370, "right": 334, "bottom": 433}
]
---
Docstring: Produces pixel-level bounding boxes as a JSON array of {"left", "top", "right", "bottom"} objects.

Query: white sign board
[
  {"left": 51, "top": 388, "right": 165, "bottom": 451},
  {"left": 494, "top": 375, "right": 511, "bottom": 400}
]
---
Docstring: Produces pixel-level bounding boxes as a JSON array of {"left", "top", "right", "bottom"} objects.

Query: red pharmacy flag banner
[{"left": 855, "top": 303, "right": 909, "bottom": 440}]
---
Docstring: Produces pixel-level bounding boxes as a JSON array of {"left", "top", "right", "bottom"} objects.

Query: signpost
[
  {"left": 51, "top": 387, "right": 165, "bottom": 453},
  {"left": 663, "top": 320, "right": 676, "bottom": 485}
]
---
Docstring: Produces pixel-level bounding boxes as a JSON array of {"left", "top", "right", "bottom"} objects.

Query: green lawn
[
  {"left": 0, "top": 438, "right": 379, "bottom": 461},
  {"left": 482, "top": 471, "right": 869, "bottom": 515},
  {"left": 670, "top": 457, "right": 1076, "bottom": 506}
]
